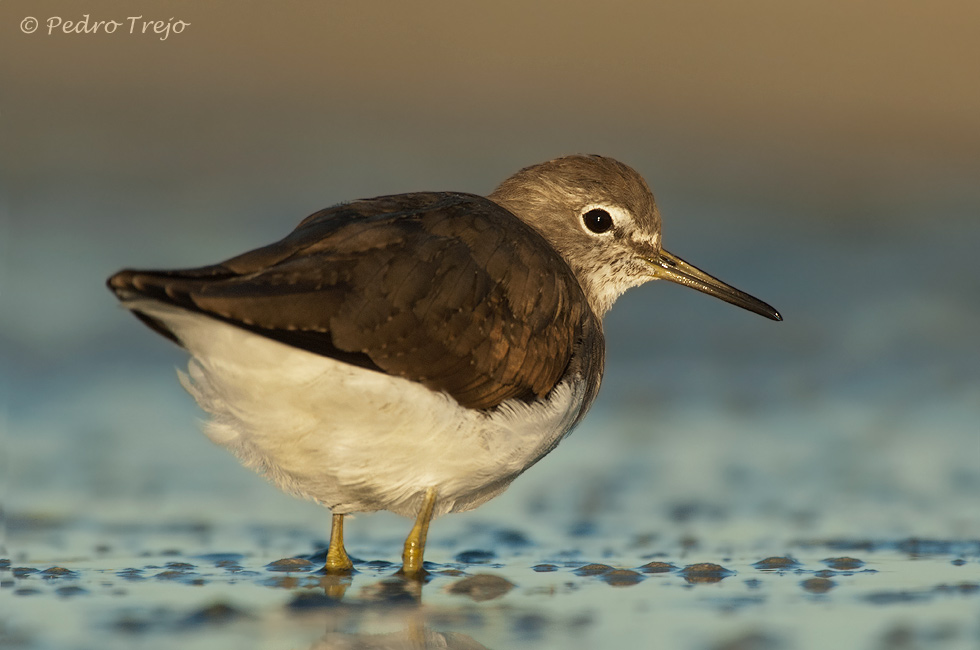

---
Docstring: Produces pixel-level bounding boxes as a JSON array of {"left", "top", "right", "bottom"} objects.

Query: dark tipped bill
[{"left": 649, "top": 250, "right": 782, "bottom": 321}]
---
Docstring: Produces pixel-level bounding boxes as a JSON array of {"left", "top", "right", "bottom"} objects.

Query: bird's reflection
[
  {"left": 294, "top": 572, "right": 498, "bottom": 650},
  {"left": 309, "top": 617, "right": 489, "bottom": 650}
]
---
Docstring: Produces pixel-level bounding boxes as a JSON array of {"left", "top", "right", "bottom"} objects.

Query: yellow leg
[
  {"left": 324, "top": 513, "right": 354, "bottom": 573},
  {"left": 399, "top": 488, "right": 437, "bottom": 578}
]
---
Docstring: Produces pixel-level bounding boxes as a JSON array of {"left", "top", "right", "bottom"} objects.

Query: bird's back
[{"left": 108, "top": 191, "right": 605, "bottom": 413}]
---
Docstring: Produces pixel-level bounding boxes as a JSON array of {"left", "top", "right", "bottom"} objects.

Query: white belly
[{"left": 125, "top": 300, "right": 587, "bottom": 519}]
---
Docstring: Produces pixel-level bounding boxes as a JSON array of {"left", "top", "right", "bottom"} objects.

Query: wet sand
[
  {"left": 6, "top": 457, "right": 979, "bottom": 650},
  {"left": 6, "top": 532, "right": 978, "bottom": 649}
]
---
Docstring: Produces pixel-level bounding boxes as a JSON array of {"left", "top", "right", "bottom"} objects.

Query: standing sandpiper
[{"left": 108, "top": 155, "right": 780, "bottom": 577}]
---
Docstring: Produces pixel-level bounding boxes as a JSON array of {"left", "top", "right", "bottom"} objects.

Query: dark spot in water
[
  {"left": 117, "top": 568, "right": 145, "bottom": 581},
  {"left": 287, "top": 591, "right": 342, "bottom": 610},
  {"left": 547, "top": 550, "right": 584, "bottom": 562},
  {"left": 879, "top": 624, "right": 915, "bottom": 648},
  {"left": 447, "top": 574, "right": 514, "bottom": 601},
  {"left": 801, "top": 577, "right": 835, "bottom": 593},
  {"left": 196, "top": 552, "right": 245, "bottom": 565},
  {"left": 753, "top": 556, "right": 799, "bottom": 570},
  {"left": 630, "top": 533, "right": 660, "bottom": 548},
  {"left": 456, "top": 549, "right": 495, "bottom": 564},
  {"left": 796, "top": 538, "right": 875, "bottom": 552},
  {"left": 266, "top": 558, "right": 314, "bottom": 572},
  {"left": 526, "top": 494, "right": 548, "bottom": 515},
  {"left": 7, "top": 513, "right": 69, "bottom": 533},
  {"left": 1, "top": 578, "right": 13, "bottom": 588},
  {"left": 669, "top": 502, "right": 697, "bottom": 523},
  {"left": 864, "top": 590, "right": 933, "bottom": 605},
  {"left": 716, "top": 595, "right": 767, "bottom": 614},
  {"left": 678, "top": 536, "right": 700, "bottom": 552},
  {"left": 532, "top": 564, "right": 558, "bottom": 572},
  {"left": 601, "top": 569, "right": 643, "bottom": 587},
  {"left": 165, "top": 562, "right": 195, "bottom": 571},
  {"left": 494, "top": 528, "right": 532, "bottom": 547},
  {"left": 512, "top": 613, "right": 548, "bottom": 640},
  {"left": 114, "top": 614, "right": 151, "bottom": 634},
  {"left": 813, "top": 569, "right": 836, "bottom": 578},
  {"left": 41, "top": 567, "right": 77, "bottom": 579},
  {"left": 669, "top": 501, "right": 726, "bottom": 523},
  {"left": 568, "top": 521, "right": 596, "bottom": 537},
  {"left": 180, "top": 602, "right": 249, "bottom": 627},
  {"left": 14, "top": 587, "right": 41, "bottom": 596},
  {"left": 638, "top": 561, "right": 676, "bottom": 574},
  {"left": 933, "top": 582, "right": 979, "bottom": 595},
  {"left": 154, "top": 570, "right": 193, "bottom": 581},
  {"left": 712, "top": 630, "right": 781, "bottom": 650},
  {"left": 744, "top": 579, "right": 762, "bottom": 589},
  {"left": 94, "top": 544, "right": 112, "bottom": 554},
  {"left": 822, "top": 556, "right": 864, "bottom": 570},
  {"left": 0, "top": 559, "right": 10, "bottom": 569},
  {"left": 574, "top": 563, "right": 614, "bottom": 576},
  {"left": 951, "top": 558, "right": 966, "bottom": 566},
  {"left": 163, "top": 521, "right": 211, "bottom": 534},
  {"left": 13, "top": 567, "right": 38, "bottom": 578},
  {"left": 56, "top": 585, "right": 89, "bottom": 597},
  {"left": 680, "top": 563, "right": 734, "bottom": 584},
  {"left": 896, "top": 538, "right": 962, "bottom": 557},
  {"left": 798, "top": 538, "right": 980, "bottom": 557}
]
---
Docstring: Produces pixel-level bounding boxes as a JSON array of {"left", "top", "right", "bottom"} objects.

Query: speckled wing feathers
[{"left": 109, "top": 192, "right": 600, "bottom": 411}]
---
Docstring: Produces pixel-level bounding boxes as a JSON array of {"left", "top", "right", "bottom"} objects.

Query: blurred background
[{"left": 4, "top": 0, "right": 978, "bottom": 550}]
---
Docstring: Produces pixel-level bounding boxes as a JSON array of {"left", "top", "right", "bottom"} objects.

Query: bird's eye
[{"left": 582, "top": 208, "right": 613, "bottom": 234}]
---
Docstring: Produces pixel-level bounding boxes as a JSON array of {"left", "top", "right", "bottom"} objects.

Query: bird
[{"left": 107, "top": 154, "right": 781, "bottom": 578}]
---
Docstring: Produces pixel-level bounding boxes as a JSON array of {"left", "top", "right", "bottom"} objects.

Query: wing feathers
[{"left": 109, "top": 192, "right": 600, "bottom": 410}]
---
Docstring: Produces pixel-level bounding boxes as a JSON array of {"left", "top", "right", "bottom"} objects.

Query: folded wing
[{"left": 108, "top": 192, "right": 600, "bottom": 410}]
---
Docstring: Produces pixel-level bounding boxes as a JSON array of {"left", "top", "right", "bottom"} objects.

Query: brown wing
[{"left": 108, "top": 192, "right": 599, "bottom": 410}]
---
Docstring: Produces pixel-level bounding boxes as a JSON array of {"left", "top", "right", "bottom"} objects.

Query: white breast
[{"left": 124, "top": 300, "right": 588, "bottom": 519}]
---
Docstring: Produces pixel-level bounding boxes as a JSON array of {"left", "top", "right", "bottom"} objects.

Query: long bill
[{"left": 648, "top": 250, "right": 782, "bottom": 321}]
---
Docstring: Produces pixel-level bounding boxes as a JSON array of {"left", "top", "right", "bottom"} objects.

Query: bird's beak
[{"left": 647, "top": 250, "right": 782, "bottom": 321}]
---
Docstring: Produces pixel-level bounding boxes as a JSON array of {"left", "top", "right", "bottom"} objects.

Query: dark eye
[{"left": 582, "top": 208, "right": 613, "bottom": 234}]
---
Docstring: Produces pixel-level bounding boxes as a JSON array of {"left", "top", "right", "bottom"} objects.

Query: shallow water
[
  {"left": 7, "top": 205, "right": 980, "bottom": 648},
  {"left": 6, "top": 506, "right": 979, "bottom": 649},
  {"left": 7, "top": 374, "right": 980, "bottom": 649}
]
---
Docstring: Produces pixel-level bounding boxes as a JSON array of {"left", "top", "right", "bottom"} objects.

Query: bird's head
[{"left": 489, "top": 154, "right": 781, "bottom": 321}]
